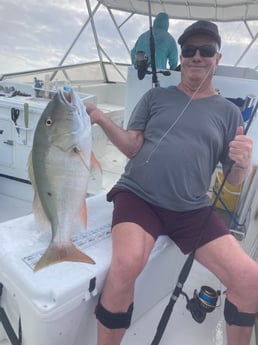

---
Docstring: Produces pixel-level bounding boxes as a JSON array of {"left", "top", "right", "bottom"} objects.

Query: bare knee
[
  {"left": 226, "top": 260, "right": 258, "bottom": 313},
  {"left": 109, "top": 249, "right": 150, "bottom": 288},
  {"left": 108, "top": 223, "right": 155, "bottom": 289},
  {"left": 196, "top": 235, "right": 258, "bottom": 312},
  {"left": 100, "top": 248, "right": 151, "bottom": 314}
]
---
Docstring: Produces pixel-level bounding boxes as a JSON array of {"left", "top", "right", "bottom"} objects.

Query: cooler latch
[{"left": 89, "top": 277, "right": 96, "bottom": 293}]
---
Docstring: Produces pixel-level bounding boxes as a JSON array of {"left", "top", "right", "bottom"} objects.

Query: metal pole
[
  {"left": 50, "top": 2, "right": 100, "bottom": 81},
  {"left": 85, "top": 0, "right": 109, "bottom": 83}
]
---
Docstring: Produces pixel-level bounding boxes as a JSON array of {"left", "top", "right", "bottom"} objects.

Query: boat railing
[{"left": 0, "top": 61, "right": 130, "bottom": 87}]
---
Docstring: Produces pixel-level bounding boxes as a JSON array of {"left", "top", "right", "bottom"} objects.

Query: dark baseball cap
[{"left": 178, "top": 20, "right": 221, "bottom": 48}]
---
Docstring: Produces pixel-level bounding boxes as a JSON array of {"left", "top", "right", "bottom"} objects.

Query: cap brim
[{"left": 178, "top": 29, "right": 221, "bottom": 48}]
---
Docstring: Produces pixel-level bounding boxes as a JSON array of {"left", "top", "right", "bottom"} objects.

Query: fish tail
[{"left": 34, "top": 243, "right": 95, "bottom": 272}]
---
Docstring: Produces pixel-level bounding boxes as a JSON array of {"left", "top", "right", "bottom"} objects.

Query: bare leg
[
  {"left": 97, "top": 222, "right": 155, "bottom": 345},
  {"left": 195, "top": 234, "right": 258, "bottom": 345}
]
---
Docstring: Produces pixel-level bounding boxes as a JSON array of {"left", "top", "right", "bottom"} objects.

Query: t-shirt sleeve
[{"left": 127, "top": 90, "right": 152, "bottom": 130}]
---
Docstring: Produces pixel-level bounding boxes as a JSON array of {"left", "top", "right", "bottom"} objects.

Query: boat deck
[{"left": 0, "top": 194, "right": 32, "bottom": 222}]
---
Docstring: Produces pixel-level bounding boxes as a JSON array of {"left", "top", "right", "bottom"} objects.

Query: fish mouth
[
  {"left": 58, "top": 88, "right": 84, "bottom": 117},
  {"left": 59, "top": 88, "right": 74, "bottom": 106}
]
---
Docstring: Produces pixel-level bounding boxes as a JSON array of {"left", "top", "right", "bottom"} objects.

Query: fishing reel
[
  {"left": 134, "top": 51, "right": 171, "bottom": 81},
  {"left": 134, "top": 51, "right": 148, "bottom": 80},
  {"left": 183, "top": 285, "right": 221, "bottom": 323}
]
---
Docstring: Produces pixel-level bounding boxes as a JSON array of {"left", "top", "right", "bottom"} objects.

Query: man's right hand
[{"left": 84, "top": 101, "right": 104, "bottom": 125}]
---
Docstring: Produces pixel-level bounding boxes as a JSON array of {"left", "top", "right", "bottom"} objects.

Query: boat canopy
[
  {"left": 2, "top": 0, "right": 258, "bottom": 85},
  {"left": 97, "top": 0, "right": 258, "bottom": 22}
]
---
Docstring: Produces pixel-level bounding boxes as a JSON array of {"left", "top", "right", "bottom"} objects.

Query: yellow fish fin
[
  {"left": 79, "top": 199, "right": 88, "bottom": 229},
  {"left": 90, "top": 151, "right": 102, "bottom": 184},
  {"left": 34, "top": 242, "right": 95, "bottom": 272}
]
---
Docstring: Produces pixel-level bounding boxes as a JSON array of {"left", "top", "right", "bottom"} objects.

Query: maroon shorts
[{"left": 107, "top": 188, "right": 230, "bottom": 254}]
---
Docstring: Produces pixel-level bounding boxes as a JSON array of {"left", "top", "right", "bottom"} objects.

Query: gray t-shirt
[{"left": 115, "top": 86, "right": 243, "bottom": 211}]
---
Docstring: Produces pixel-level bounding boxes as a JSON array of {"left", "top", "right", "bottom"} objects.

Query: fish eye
[{"left": 45, "top": 118, "right": 53, "bottom": 126}]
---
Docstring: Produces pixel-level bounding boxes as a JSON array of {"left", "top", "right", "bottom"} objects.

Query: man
[
  {"left": 86, "top": 20, "right": 258, "bottom": 345},
  {"left": 131, "top": 12, "right": 178, "bottom": 70}
]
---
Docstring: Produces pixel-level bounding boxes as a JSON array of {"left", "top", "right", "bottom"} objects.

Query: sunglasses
[{"left": 181, "top": 45, "right": 218, "bottom": 58}]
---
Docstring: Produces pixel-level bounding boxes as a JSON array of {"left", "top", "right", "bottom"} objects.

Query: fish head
[{"left": 34, "top": 88, "right": 91, "bottom": 153}]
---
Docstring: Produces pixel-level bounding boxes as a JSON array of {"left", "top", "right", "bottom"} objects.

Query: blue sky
[{"left": 1, "top": 0, "right": 258, "bottom": 74}]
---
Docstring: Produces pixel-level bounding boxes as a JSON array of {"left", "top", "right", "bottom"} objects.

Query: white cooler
[{"left": 0, "top": 194, "right": 185, "bottom": 345}]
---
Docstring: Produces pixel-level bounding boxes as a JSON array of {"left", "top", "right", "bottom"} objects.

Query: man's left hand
[{"left": 229, "top": 126, "right": 253, "bottom": 169}]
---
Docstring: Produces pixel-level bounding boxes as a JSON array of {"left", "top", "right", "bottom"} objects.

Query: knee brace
[
  {"left": 95, "top": 296, "right": 134, "bottom": 329},
  {"left": 224, "top": 298, "right": 256, "bottom": 327}
]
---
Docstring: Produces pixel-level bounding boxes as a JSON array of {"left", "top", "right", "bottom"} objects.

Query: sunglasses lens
[
  {"left": 182, "top": 45, "right": 217, "bottom": 58},
  {"left": 181, "top": 46, "right": 197, "bottom": 58},
  {"left": 200, "top": 45, "right": 217, "bottom": 57}
]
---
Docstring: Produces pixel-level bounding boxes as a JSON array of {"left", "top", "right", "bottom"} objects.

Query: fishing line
[{"left": 144, "top": 63, "right": 214, "bottom": 164}]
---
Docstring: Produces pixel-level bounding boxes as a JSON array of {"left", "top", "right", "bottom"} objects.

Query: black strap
[
  {"left": 0, "top": 307, "right": 21, "bottom": 345},
  {"left": 95, "top": 296, "right": 134, "bottom": 329},
  {"left": 224, "top": 298, "right": 256, "bottom": 327}
]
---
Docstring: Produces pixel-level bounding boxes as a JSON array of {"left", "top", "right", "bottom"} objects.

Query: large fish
[{"left": 29, "top": 88, "right": 96, "bottom": 271}]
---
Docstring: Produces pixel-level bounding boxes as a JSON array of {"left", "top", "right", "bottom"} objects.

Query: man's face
[{"left": 180, "top": 34, "right": 221, "bottom": 83}]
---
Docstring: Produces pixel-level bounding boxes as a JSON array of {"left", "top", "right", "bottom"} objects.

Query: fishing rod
[
  {"left": 135, "top": 1, "right": 164, "bottom": 86},
  {"left": 147, "top": 0, "right": 159, "bottom": 88},
  {"left": 135, "top": 1, "right": 171, "bottom": 84},
  {"left": 150, "top": 100, "right": 258, "bottom": 345}
]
